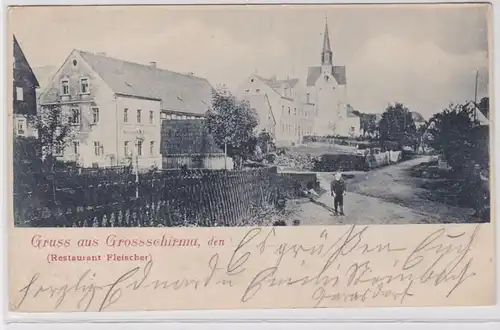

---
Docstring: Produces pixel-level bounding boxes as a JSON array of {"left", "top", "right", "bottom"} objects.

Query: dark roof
[
  {"left": 160, "top": 119, "right": 223, "bottom": 155},
  {"left": 306, "top": 65, "right": 346, "bottom": 86},
  {"left": 13, "top": 35, "right": 39, "bottom": 88},
  {"left": 78, "top": 50, "right": 213, "bottom": 115}
]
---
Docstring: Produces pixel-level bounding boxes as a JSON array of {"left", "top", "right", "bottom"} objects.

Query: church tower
[{"left": 321, "top": 18, "right": 333, "bottom": 67}]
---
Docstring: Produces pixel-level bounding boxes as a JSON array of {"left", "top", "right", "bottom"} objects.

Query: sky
[{"left": 9, "top": 4, "right": 491, "bottom": 119}]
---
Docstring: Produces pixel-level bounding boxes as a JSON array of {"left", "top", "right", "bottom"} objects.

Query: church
[{"left": 237, "top": 19, "right": 360, "bottom": 146}]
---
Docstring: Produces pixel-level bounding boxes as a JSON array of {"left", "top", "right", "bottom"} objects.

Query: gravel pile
[{"left": 273, "top": 153, "right": 316, "bottom": 170}]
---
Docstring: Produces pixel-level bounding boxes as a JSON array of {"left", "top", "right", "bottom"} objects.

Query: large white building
[
  {"left": 238, "top": 19, "right": 360, "bottom": 145},
  {"left": 38, "top": 50, "right": 213, "bottom": 169},
  {"left": 237, "top": 75, "right": 314, "bottom": 146}
]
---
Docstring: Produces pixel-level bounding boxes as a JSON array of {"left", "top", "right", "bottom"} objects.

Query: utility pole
[
  {"left": 474, "top": 69, "right": 479, "bottom": 121},
  {"left": 224, "top": 141, "right": 227, "bottom": 170},
  {"left": 135, "top": 128, "right": 144, "bottom": 199}
]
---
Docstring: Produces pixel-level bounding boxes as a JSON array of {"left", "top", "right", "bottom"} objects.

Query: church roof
[
  {"left": 306, "top": 65, "right": 346, "bottom": 86},
  {"left": 77, "top": 50, "right": 214, "bottom": 115}
]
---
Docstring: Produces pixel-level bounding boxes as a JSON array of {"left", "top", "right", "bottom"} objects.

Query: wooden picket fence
[{"left": 13, "top": 166, "right": 309, "bottom": 227}]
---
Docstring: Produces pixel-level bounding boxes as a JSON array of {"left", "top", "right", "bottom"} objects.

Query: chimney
[
  {"left": 149, "top": 61, "right": 157, "bottom": 68},
  {"left": 97, "top": 52, "right": 106, "bottom": 56},
  {"left": 186, "top": 72, "right": 194, "bottom": 76}
]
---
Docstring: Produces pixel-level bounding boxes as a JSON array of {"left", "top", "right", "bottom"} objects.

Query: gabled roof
[
  {"left": 306, "top": 65, "right": 346, "bottom": 86},
  {"left": 13, "top": 35, "right": 40, "bottom": 88},
  {"left": 254, "top": 75, "right": 300, "bottom": 91},
  {"left": 77, "top": 50, "right": 213, "bottom": 115},
  {"left": 241, "top": 94, "right": 276, "bottom": 126}
]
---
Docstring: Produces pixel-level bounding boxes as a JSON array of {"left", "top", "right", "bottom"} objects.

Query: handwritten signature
[{"left": 11, "top": 224, "right": 480, "bottom": 311}]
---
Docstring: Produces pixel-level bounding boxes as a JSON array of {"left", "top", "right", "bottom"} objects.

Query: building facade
[
  {"left": 39, "top": 50, "right": 213, "bottom": 169},
  {"left": 12, "top": 35, "right": 40, "bottom": 137},
  {"left": 306, "top": 20, "right": 360, "bottom": 137},
  {"left": 237, "top": 19, "right": 360, "bottom": 144},
  {"left": 237, "top": 75, "right": 315, "bottom": 146}
]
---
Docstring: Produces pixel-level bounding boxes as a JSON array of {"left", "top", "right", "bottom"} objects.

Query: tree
[
  {"left": 256, "top": 130, "right": 274, "bottom": 155},
  {"left": 426, "top": 103, "right": 483, "bottom": 174},
  {"left": 26, "top": 101, "right": 75, "bottom": 171},
  {"left": 378, "top": 102, "right": 417, "bottom": 150},
  {"left": 206, "top": 87, "right": 259, "bottom": 169}
]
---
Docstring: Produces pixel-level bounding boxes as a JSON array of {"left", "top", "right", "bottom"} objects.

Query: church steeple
[{"left": 321, "top": 17, "right": 333, "bottom": 66}]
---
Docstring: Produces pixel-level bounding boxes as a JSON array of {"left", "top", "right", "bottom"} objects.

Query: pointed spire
[
  {"left": 323, "top": 15, "right": 331, "bottom": 53},
  {"left": 321, "top": 16, "right": 333, "bottom": 66}
]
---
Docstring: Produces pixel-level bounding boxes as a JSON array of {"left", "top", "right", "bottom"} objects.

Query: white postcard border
[{"left": 2, "top": 0, "right": 499, "bottom": 324}]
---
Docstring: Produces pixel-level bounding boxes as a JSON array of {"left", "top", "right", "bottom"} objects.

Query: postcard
[{"left": 6, "top": 3, "right": 495, "bottom": 313}]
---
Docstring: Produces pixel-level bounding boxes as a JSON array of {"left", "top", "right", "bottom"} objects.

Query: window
[
  {"left": 94, "top": 141, "right": 102, "bottom": 156},
  {"left": 70, "top": 107, "right": 81, "bottom": 125},
  {"left": 54, "top": 143, "right": 63, "bottom": 155},
  {"left": 73, "top": 141, "right": 80, "bottom": 155},
  {"left": 16, "top": 87, "right": 23, "bottom": 101},
  {"left": 61, "top": 79, "right": 70, "bottom": 95},
  {"left": 16, "top": 118, "right": 26, "bottom": 135},
  {"left": 244, "top": 89, "right": 250, "bottom": 92},
  {"left": 149, "top": 110, "right": 154, "bottom": 124},
  {"left": 294, "top": 108, "right": 297, "bottom": 116},
  {"left": 288, "top": 107, "right": 291, "bottom": 115},
  {"left": 306, "top": 93, "right": 310, "bottom": 103},
  {"left": 124, "top": 141, "right": 130, "bottom": 156},
  {"left": 80, "top": 78, "right": 89, "bottom": 94},
  {"left": 137, "top": 140, "right": 143, "bottom": 156},
  {"left": 150, "top": 141, "right": 155, "bottom": 156},
  {"left": 137, "top": 109, "right": 142, "bottom": 124},
  {"left": 324, "top": 75, "right": 329, "bottom": 81},
  {"left": 256, "top": 89, "right": 260, "bottom": 93},
  {"left": 92, "top": 107, "right": 99, "bottom": 124},
  {"left": 124, "top": 108, "right": 129, "bottom": 123}
]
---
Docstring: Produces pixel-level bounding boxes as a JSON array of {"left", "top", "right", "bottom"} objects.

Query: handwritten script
[{"left": 11, "top": 224, "right": 484, "bottom": 311}]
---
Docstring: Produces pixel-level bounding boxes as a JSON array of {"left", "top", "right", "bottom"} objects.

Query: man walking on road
[{"left": 331, "top": 172, "right": 346, "bottom": 215}]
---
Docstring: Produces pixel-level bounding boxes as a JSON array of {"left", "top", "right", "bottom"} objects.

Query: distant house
[
  {"left": 161, "top": 119, "right": 233, "bottom": 170},
  {"left": 410, "top": 111, "right": 426, "bottom": 128},
  {"left": 13, "top": 35, "right": 39, "bottom": 137},
  {"left": 237, "top": 74, "right": 314, "bottom": 146},
  {"left": 38, "top": 50, "right": 214, "bottom": 169},
  {"left": 464, "top": 100, "right": 489, "bottom": 126}
]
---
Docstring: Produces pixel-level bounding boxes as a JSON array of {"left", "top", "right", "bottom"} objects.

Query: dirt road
[{"left": 288, "top": 156, "right": 479, "bottom": 225}]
